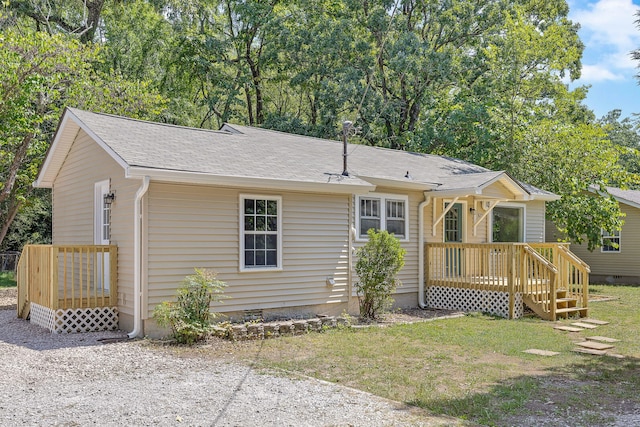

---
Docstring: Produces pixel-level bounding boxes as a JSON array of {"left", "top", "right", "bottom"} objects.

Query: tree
[
  {"left": 5, "top": 0, "right": 107, "bottom": 43},
  {"left": 355, "top": 229, "right": 405, "bottom": 320},
  {"left": 598, "top": 110, "right": 640, "bottom": 181},
  {"left": 0, "top": 29, "right": 166, "bottom": 248}
]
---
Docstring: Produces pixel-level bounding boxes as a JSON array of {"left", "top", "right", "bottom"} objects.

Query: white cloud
[
  {"left": 579, "top": 64, "right": 626, "bottom": 81},
  {"left": 569, "top": 0, "right": 640, "bottom": 83},
  {"left": 571, "top": 0, "right": 640, "bottom": 50}
]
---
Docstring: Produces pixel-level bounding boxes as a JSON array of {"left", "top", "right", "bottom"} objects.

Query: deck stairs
[{"left": 523, "top": 288, "right": 588, "bottom": 321}]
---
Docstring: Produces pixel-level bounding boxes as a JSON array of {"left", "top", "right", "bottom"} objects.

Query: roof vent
[{"left": 342, "top": 121, "right": 352, "bottom": 176}]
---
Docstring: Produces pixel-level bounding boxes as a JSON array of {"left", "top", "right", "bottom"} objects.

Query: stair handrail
[
  {"left": 557, "top": 244, "right": 591, "bottom": 273},
  {"left": 521, "top": 245, "right": 558, "bottom": 274},
  {"left": 521, "top": 244, "right": 559, "bottom": 319}
]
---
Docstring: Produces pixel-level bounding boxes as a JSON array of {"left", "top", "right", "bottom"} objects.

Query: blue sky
[{"left": 568, "top": 0, "right": 640, "bottom": 118}]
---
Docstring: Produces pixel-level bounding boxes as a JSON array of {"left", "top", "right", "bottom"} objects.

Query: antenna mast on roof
[{"left": 342, "top": 121, "right": 353, "bottom": 176}]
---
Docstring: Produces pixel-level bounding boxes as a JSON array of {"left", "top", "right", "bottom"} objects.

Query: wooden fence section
[
  {"left": 17, "top": 245, "right": 117, "bottom": 319},
  {"left": 425, "top": 242, "right": 588, "bottom": 320}
]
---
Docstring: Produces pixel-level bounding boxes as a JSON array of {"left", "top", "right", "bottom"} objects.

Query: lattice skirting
[
  {"left": 29, "top": 303, "right": 118, "bottom": 333},
  {"left": 426, "top": 286, "right": 524, "bottom": 319}
]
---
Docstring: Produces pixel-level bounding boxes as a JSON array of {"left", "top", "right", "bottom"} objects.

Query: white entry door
[{"left": 94, "top": 180, "right": 111, "bottom": 292}]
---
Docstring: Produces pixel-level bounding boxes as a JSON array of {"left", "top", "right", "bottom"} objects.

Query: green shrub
[
  {"left": 153, "top": 268, "right": 228, "bottom": 344},
  {"left": 355, "top": 229, "right": 406, "bottom": 320}
]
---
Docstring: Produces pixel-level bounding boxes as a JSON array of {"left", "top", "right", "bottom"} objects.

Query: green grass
[
  {"left": 0, "top": 271, "right": 16, "bottom": 288},
  {"left": 199, "top": 284, "right": 640, "bottom": 426}
]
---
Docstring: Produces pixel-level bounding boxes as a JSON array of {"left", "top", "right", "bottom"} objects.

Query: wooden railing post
[
  {"left": 508, "top": 245, "right": 516, "bottom": 319},
  {"left": 16, "top": 246, "right": 29, "bottom": 318},
  {"left": 50, "top": 246, "right": 58, "bottom": 310},
  {"left": 110, "top": 245, "right": 118, "bottom": 305}
]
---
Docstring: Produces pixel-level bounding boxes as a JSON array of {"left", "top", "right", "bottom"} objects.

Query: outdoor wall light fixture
[
  {"left": 103, "top": 192, "right": 116, "bottom": 207},
  {"left": 326, "top": 277, "right": 336, "bottom": 287}
]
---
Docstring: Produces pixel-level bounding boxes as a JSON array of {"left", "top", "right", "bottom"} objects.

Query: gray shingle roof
[
  {"left": 44, "top": 108, "right": 555, "bottom": 199},
  {"left": 606, "top": 187, "right": 640, "bottom": 209}
]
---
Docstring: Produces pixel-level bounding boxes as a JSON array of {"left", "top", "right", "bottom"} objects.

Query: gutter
[
  {"left": 128, "top": 176, "right": 150, "bottom": 339},
  {"left": 418, "top": 195, "right": 431, "bottom": 309}
]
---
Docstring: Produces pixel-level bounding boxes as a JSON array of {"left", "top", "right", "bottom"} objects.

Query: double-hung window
[
  {"left": 241, "top": 195, "right": 282, "bottom": 270},
  {"left": 601, "top": 229, "right": 620, "bottom": 253},
  {"left": 357, "top": 194, "right": 408, "bottom": 240}
]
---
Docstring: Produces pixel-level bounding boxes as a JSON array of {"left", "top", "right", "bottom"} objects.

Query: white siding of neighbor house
[
  {"left": 52, "top": 129, "right": 137, "bottom": 317},
  {"left": 145, "top": 183, "right": 351, "bottom": 316},
  {"left": 548, "top": 203, "right": 640, "bottom": 279},
  {"left": 524, "top": 200, "right": 546, "bottom": 243}
]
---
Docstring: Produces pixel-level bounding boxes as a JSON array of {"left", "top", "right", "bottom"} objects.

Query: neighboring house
[
  {"left": 17, "top": 108, "right": 590, "bottom": 336},
  {"left": 547, "top": 187, "right": 640, "bottom": 284}
]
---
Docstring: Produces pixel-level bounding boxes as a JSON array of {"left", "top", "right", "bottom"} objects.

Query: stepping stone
[
  {"left": 576, "top": 341, "right": 614, "bottom": 351},
  {"left": 571, "top": 322, "right": 598, "bottom": 329},
  {"left": 587, "top": 336, "right": 619, "bottom": 343},
  {"left": 573, "top": 347, "right": 608, "bottom": 356},
  {"left": 554, "top": 325, "right": 584, "bottom": 332},
  {"left": 605, "top": 353, "right": 625, "bottom": 359},
  {"left": 523, "top": 349, "right": 560, "bottom": 356},
  {"left": 580, "top": 318, "right": 609, "bottom": 325}
]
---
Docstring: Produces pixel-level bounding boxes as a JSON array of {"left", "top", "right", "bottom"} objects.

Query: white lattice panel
[
  {"left": 30, "top": 303, "right": 56, "bottom": 332},
  {"left": 53, "top": 307, "right": 118, "bottom": 333},
  {"left": 426, "top": 286, "right": 523, "bottom": 319},
  {"left": 29, "top": 303, "right": 118, "bottom": 333}
]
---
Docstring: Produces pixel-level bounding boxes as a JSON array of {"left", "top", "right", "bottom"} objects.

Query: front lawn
[
  {"left": 0, "top": 271, "right": 16, "bottom": 288},
  {"left": 186, "top": 285, "right": 640, "bottom": 426}
]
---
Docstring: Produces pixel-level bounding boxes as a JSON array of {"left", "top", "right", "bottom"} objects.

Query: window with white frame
[
  {"left": 241, "top": 196, "right": 282, "bottom": 270},
  {"left": 492, "top": 206, "right": 524, "bottom": 243},
  {"left": 601, "top": 229, "right": 620, "bottom": 253},
  {"left": 357, "top": 194, "right": 408, "bottom": 239}
]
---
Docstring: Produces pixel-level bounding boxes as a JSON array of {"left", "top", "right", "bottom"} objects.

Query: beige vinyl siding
[
  {"left": 425, "top": 197, "right": 488, "bottom": 244},
  {"left": 52, "top": 129, "right": 136, "bottom": 316},
  {"left": 352, "top": 187, "right": 421, "bottom": 296},
  {"left": 556, "top": 203, "right": 640, "bottom": 278},
  {"left": 482, "top": 181, "right": 516, "bottom": 199},
  {"left": 146, "top": 183, "right": 351, "bottom": 316}
]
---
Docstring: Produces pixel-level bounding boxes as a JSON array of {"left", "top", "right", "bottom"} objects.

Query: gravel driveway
[{"left": 0, "top": 296, "right": 462, "bottom": 426}]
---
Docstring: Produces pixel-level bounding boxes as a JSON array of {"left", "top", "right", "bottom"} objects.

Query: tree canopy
[{"left": 3, "top": 0, "right": 640, "bottom": 250}]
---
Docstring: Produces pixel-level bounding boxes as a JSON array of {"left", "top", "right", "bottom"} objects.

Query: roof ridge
[
  {"left": 68, "top": 107, "right": 233, "bottom": 137},
  {"left": 224, "top": 123, "right": 488, "bottom": 167}
]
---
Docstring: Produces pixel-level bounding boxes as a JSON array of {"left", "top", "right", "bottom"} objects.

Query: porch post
[
  {"left": 508, "top": 245, "right": 516, "bottom": 319},
  {"left": 50, "top": 246, "right": 58, "bottom": 310}
]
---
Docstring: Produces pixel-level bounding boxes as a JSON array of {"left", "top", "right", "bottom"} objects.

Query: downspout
[
  {"left": 418, "top": 196, "right": 431, "bottom": 309},
  {"left": 128, "top": 176, "right": 150, "bottom": 339},
  {"left": 348, "top": 194, "right": 356, "bottom": 310}
]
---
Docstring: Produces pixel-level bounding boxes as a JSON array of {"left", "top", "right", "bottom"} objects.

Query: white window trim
[
  {"left": 601, "top": 228, "right": 621, "bottom": 253},
  {"left": 442, "top": 200, "right": 467, "bottom": 243},
  {"left": 490, "top": 202, "right": 526, "bottom": 243},
  {"left": 94, "top": 179, "right": 111, "bottom": 245},
  {"left": 356, "top": 193, "right": 409, "bottom": 242},
  {"left": 239, "top": 194, "right": 283, "bottom": 272}
]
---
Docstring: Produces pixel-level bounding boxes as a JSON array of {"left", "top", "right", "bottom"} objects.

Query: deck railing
[
  {"left": 425, "top": 242, "right": 588, "bottom": 319},
  {"left": 17, "top": 245, "right": 117, "bottom": 319},
  {"left": 528, "top": 243, "right": 590, "bottom": 312}
]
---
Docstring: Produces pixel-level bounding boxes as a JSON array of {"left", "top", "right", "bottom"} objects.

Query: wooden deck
[
  {"left": 16, "top": 245, "right": 118, "bottom": 319},
  {"left": 425, "top": 243, "right": 590, "bottom": 320}
]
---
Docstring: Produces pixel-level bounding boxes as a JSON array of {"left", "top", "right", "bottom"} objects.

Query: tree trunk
[
  {"left": 0, "top": 200, "right": 21, "bottom": 249},
  {"left": 80, "top": 0, "right": 106, "bottom": 44},
  {"left": 0, "top": 133, "right": 32, "bottom": 205}
]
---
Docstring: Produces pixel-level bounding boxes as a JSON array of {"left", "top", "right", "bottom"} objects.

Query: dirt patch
[
  {"left": 0, "top": 287, "right": 17, "bottom": 311},
  {"left": 362, "top": 307, "right": 466, "bottom": 325}
]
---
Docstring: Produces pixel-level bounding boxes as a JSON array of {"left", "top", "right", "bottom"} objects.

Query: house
[
  {"left": 16, "top": 107, "right": 590, "bottom": 336},
  {"left": 547, "top": 187, "right": 640, "bottom": 285}
]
